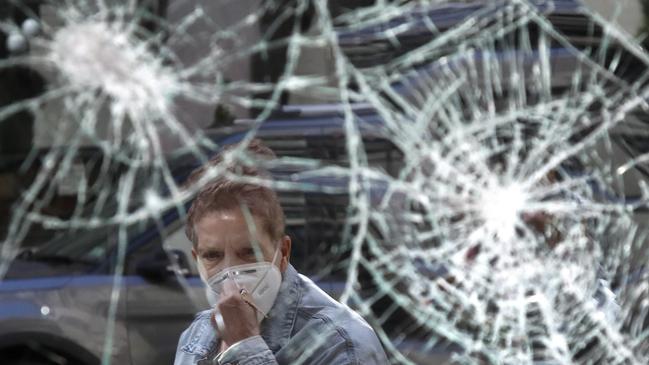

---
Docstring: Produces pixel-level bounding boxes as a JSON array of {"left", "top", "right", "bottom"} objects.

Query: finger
[
  {"left": 239, "top": 289, "right": 267, "bottom": 318},
  {"left": 218, "top": 285, "right": 247, "bottom": 310},
  {"left": 221, "top": 277, "right": 239, "bottom": 296}
]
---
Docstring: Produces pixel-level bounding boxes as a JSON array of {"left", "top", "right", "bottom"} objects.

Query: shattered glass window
[{"left": 1, "top": 0, "right": 648, "bottom": 364}]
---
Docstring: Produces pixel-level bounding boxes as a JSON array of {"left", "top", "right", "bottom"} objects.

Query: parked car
[
  {"left": 0, "top": 102, "right": 418, "bottom": 365},
  {"left": 3, "top": 1, "right": 648, "bottom": 364}
]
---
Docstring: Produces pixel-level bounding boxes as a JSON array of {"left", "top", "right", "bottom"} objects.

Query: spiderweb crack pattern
[
  {"left": 0, "top": 0, "right": 648, "bottom": 364},
  {"left": 329, "top": 1, "right": 649, "bottom": 364}
]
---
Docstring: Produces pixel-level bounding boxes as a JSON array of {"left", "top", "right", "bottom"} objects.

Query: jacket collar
[{"left": 259, "top": 264, "right": 302, "bottom": 353}]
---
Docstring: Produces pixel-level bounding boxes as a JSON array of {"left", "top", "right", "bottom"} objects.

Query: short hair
[{"left": 184, "top": 139, "right": 285, "bottom": 246}]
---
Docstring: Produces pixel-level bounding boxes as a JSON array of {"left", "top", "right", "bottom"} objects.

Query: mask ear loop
[{"left": 239, "top": 288, "right": 268, "bottom": 319}]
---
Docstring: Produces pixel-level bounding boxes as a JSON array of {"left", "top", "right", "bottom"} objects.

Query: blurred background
[{"left": 1, "top": 0, "right": 649, "bottom": 364}]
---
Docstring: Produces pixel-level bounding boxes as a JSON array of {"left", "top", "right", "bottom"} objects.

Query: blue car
[
  {"left": 2, "top": 0, "right": 644, "bottom": 363},
  {"left": 0, "top": 103, "right": 410, "bottom": 365}
]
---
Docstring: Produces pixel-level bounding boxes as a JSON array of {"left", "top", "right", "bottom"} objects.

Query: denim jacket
[{"left": 174, "top": 265, "right": 389, "bottom": 365}]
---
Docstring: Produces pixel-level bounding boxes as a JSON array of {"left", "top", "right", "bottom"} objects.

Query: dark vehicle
[
  {"left": 2, "top": 1, "right": 647, "bottom": 364},
  {"left": 0, "top": 103, "right": 409, "bottom": 365}
]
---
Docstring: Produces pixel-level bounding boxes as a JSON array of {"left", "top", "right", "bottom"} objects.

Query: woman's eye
[
  {"left": 203, "top": 252, "right": 222, "bottom": 261},
  {"left": 241, "top": 248, "right": 256, "bottom": 258}
]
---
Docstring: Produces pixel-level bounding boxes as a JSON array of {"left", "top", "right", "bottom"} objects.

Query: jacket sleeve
[
  {"left": 174, "top": 311, "right": 219, "bottom": 365},
  {"left": 214, "top": 329, "right": 388, "bottom": 365},
  {"left": 214, "top": 306, "right": 389, "bottom": 365},
  {"left": 215, "top": 336, "right": 278, "bottom": 365},
  {"left": 288, "top": 323, "right": 389, "bottom": 365}
]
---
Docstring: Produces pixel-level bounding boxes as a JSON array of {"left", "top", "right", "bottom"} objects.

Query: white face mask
[{"left": 196, "top": 249, "right": 282, "bottom": 323}]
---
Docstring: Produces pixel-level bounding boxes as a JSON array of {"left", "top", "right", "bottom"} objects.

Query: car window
[
  {"left": 34, "top": 226, "right": 113, "bottom": 262},
  {"left": 162, "top": 222, "right": 198, "bottom": 276},
  {"left": 123, "top": 218, "right": 198, "bottom": 277}
]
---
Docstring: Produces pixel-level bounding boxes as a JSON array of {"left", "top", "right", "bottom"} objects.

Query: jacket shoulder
[
  {"left": 292, "top": 276, "right": 389, "bottom": 364},
  {"left": 176, "top": 309, "right": 217, "bottom": 359}
]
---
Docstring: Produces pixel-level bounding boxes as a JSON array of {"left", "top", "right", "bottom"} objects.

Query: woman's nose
[{"left": 221, "top": 253, "right": 247, "bottom": 269}]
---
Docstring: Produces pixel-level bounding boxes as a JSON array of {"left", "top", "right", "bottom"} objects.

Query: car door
[{"left": 124, "top": 219, "right": 209, "bottom": 365}]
